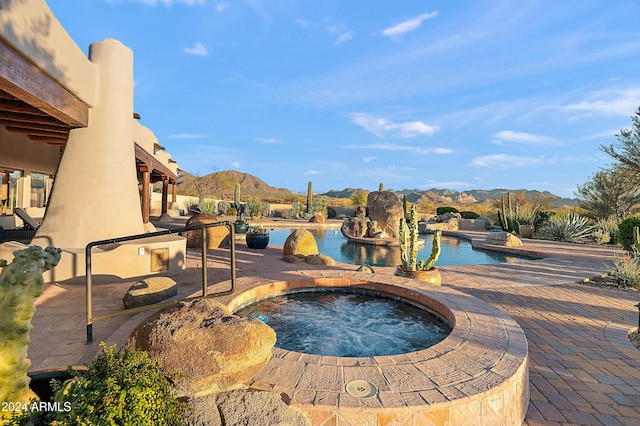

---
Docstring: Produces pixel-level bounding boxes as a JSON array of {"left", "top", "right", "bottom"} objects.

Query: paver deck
[{"left": 23, "top": 222, "right": 640, "bottom": 425}]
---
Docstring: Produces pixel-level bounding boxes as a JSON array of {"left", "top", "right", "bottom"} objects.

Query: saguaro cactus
[
  {"left": 234, "top": 182, "right": 241, "bottom": 207},
  {"left": 378, "top": 182, "right": 384, "bottom": 192},
  {"left": 398, "top": 204, "right": 441, "bottom": 271},
  {"left": 306, "top": 181, "right": 313, "bottom": 213},
  {"left": 0, "top": 246, "right": 62, "bottom": 412}
]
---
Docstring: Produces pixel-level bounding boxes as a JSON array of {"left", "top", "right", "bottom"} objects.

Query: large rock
[
  {"left": 305, "top": 253, "right": 336, "bottom": 266},
  {"left": 485, "top": 231, "right": 523, "bottom": 247},
  {"left": 340, "top": 216, "right": 370, "bottom": 239},
  {"left": 123, "top": 277, "right": 177, "bottom": 309},
  {"left": 187, "top": 390, "right": 310, "bottom": 426},
  {"left": 182, "top": 214, "right": 230, "bottom": 248},
  {"left": 283, "top": 229, "right": 319, "bottom": 256},
  {"left": 128, "top": 299, "right": 276, "bottom": 397},
  {"left": 367, "top": 191, "right": 403, "bottom": 238}
]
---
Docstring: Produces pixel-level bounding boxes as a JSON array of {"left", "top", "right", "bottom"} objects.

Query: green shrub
[
  {"left": 11, "top": 343, "right": 188, "bottom": 425},
  {"left": 287, "top": 201, "right": 304, "bottom": 219},
  {"left": 617, "top": 217, "right": 640, "bottom": 253},
  {"left": 610, "top": 253, "right": 640, "bottom": 288},
  {"left": 217, "top": 200, "right": 232, "bottom": 215},
  {"left": 309, "top": 198, "right": 327, "bottom": 217},
  {"left": 245, "top": 197, "right": 265, "bottom": 218},
  {"left": 198, "top": 199, "right": 218, "bottom": 215},
  {"left": 539, "top": 213, "right": 594, "bottom": 242},
  {"left": 460, "top": 211, "right": 480, "bottom": 219},
  {"left": 436, "top": 206, "right": 459, "bottom": 215},
  {"left": 327, "top": 207, "right": 337, "bottom": 219}
]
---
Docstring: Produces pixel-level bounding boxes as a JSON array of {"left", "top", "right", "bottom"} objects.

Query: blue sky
[{"left": 47, "top": 0, "right": 640, "bottom": 198}]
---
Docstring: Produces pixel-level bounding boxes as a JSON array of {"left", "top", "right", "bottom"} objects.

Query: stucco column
[
  {"left": 172, "top": 181, "right": 177, "bottom": 204},
  {"left": 16, "top": 174, "right": 31, "bottom": 209},
  {"left": 140, "top": 165, "right": 150, "bottom": 224},
  {"left": 33, "top": 39, "right": 145, "bottom": 249},
  {"left": 1, "top": 172, "right": 9, "bottom": 214}
]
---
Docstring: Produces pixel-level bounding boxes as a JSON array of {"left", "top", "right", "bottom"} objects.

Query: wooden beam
[
  {"left": 0, "top": 110, "right": 69, "bottom": 127},
  {"left": 134, "top": 144, "right": 177, "bottom": 182},
  {"left": 0, "top": 41, "right": 88, "bottom": 127},
  {"left": 8, "top": 127, "right": 67, "bottom": 137},
  {"left": 29, "top": 134, "right": 68, "bottom": 142},
  {"left": 1, "top": 121, "right": 70, "bottom": 133}
]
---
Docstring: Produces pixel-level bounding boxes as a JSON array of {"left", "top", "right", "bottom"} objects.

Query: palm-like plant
[{"left": 539, "top": 213, "right": 594, "bottom": 242}]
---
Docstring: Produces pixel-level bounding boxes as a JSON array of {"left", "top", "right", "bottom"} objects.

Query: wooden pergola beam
[{"left": 0, "top": 41, "right": 88, "bottom": 128}]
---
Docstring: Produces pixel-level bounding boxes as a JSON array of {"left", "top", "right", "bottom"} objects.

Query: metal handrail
[{"left": 85, "top": 221, "right": 236, "bottom": 343}]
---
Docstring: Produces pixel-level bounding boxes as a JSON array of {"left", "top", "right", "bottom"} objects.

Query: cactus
[
  {"left": 0, "top": 246, "right": 62, "bottom": 414},
  {"left": 306, "top": 181, "right": 313, "bottom": 213},
  {"left": 234, "top": 182, "right": 241, "bottom": 220},
  {"left": 632, "top": 226, "right": 640, "bottom": 256},
  {"left": 499, "top": 191, "right": 519, "bottom": 233},
  {"left": 402, "top": 195, "right": 408, "bottom": 214},
  {"left": 378, "top": 182, "right": 384, "bottom": 192},
  {"left": 399, "top": 204, "right": 441, "bottom": 271}
]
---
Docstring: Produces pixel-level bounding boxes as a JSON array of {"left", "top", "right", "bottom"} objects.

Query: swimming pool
[{"left": 265, "top": 227, "right": 527, "bottom": 267}]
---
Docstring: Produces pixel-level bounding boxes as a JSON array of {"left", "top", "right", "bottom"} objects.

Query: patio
[{"left": 26, "top": 224, "right": 640, "bottom": 425}]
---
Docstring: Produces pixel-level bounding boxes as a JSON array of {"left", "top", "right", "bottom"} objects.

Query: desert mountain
[{"left": 176, "top": 170, "right": 296, "bottom": 202}]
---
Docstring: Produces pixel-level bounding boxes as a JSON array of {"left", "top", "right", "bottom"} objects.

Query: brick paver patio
[{"left": 24, "top": 222, "right": 640, "bottom": 425}]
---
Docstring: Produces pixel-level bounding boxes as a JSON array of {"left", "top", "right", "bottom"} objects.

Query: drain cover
[{"left": 345, "top": 380, "right": 378, "bottom": 399}]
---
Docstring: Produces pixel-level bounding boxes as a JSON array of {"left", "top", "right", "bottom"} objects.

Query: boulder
[
  {"left": 437, "top": 212, "right": 462, "bottom": 222},
  {"left": 128, "top": 298, "right": 276, "bottom": 397},
  {"left": 366, "top": 220, "right": 389, "bottom": 239},
  {"left": 182, "top": 214, "right": 230, "bottom": 248},
  {"left": 187, "top": 390, "right": 310, "bottom": 426},
  {"left": 305, "top": 254, "right": 336, "bottom": 266},
  {"left": 340, "top": 216, "right": 370, "bottom": 239},
  {"left": 355, "top": 206, "right": 367, "bottom": 218},
  {"left": 123, "top": 277, "right": 177, "bottom": 309},
  {"left": 281, "top": 254, "right": 306, "bottom": 264},
  {"left": 308, "top": 215, "right": 325, "bottom": 224},
  {"left": 485, "top": 231, "right": 523, "bottom": 247},
  {"left": 283, "top": 229, "right": 319, "bottom": 256},
  {"left": 367, "top": 191, "right": 403, "bottom": 238}
]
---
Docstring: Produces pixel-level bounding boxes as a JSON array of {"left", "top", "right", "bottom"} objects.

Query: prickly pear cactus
[{"left": 0, "top": 246, "right": 62, "bottom": 411}]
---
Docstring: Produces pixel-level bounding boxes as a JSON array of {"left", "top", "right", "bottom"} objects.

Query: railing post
[
  {"left": 201, "top": 226, "right": 207, "bottom": 298},
  {"left": 86, "top": 245, "right": 94, "bottom": 344}
]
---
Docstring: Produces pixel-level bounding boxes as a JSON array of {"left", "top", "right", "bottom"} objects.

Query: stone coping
[{"left": 220, "top": 270, "right": 529, "bottom": 425}]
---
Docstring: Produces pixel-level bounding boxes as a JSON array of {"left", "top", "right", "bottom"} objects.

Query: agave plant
[{"left": 539, "top": 213, "right": 594, "bottom": 242}]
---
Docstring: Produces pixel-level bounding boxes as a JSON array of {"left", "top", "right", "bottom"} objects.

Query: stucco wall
[
  {"left": 0, "top": 0, "right": 98, "bottom": 107},
  {"left": 0, "top": 127, "right": 60, "bottom": 175}
]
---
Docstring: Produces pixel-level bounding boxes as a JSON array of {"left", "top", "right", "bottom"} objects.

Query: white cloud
[
  {"left": 215, "top": 2, "right": 229, "bottom": 12},
  {"left": 563, "top": 87, "right": 640, "bottom": 116},
  {"left": 230, "top": 161, "right": 240, "bottom": 168},
  {"left": 363, "top": 156, "right": 376, "bottom": 163},
  {"left": 184, "top": 42, "right": 209, "bottom": 57},
  {"left": 381, "top": 12, "right": 438, "bottom": 40},
  {"left": 296, "top": 19, "right": 309, "bottom": 28},
  {"left": 335, "top": 31, "right": 355, "bottom": 45},
  {"left": 468, "top": 154, "right": 548, "bottom": 169},
  {"left": 256, "top": 137, "right": 281, "bottom": 144},
  {"left": 167, "top": 133, "right": 207, "bottom": 139},
  {"left": 343, "top": 142, "right": 450, "bottom": 155},
  {"left": 350, "top": 113, "right": 439, "bottom": 138},
  {"left": 492, "top": 130, "right": 556, "bottom": 145},
  {"left": 304, "top": 170, "right": 320, "bottom": 175}
]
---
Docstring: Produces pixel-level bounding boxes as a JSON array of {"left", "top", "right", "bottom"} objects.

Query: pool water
[
  {"left": 235, "top": 289, "right": 451, "bottom": 357},
  {"left": 266, "top": 227, "right": 526, "bottom": 267}
]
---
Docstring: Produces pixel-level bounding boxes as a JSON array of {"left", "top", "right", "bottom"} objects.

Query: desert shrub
[
  {"left": 245, "top": 197, "right": 265, "bottom": 218},
  {"left": 610, "top": 253, "right": 640, "bottom": 288},
  {"left": 308, "top": 198, "right": 327, "bottom": 217},
  {"left": 477, "top": 216, "right": 494, "bottom": 230},
  {"left": 534, "top": 210, "right": 553, "bottom": 232},
  {"left": 592, "top": 217, "right": 619, "bottom": 245},
  {"left": 217, "top": 200, "right": 232, "bottom": 215},
  {"left": 436, "top": 206, "right": 459, "bottom": 215},
  {"left": 287, "top": 201, "right": 304, "bottom": 219},
  {"left": 539, "top": 213, "right": 594, "bottom": 242},
  {"left": 460, "top": 211, "right": 480, "bottom": 219},
  {"left": 11, "top": 343, "right": 188, "bottom": 425},
  {"left": 327, "top": 207, "right": 337, "bottom": 219},
  {"left": 617, "top": 216, "right": 640, "bottom": 253},
  {"left": 198, "top": 199, "right": 218, "bottom": 215}
]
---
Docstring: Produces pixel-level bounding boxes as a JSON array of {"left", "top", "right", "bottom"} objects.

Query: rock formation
[
  {"left": 123, "top": 277, "right": 177, "bottom": 309},
  {"left": 182, "top": 214, "right": 230, "bottom": 248},
  {"left": 367, "top": 191, "right": 403, "bottom": 238},
  {"left": 128, "top": 299, "right": 276, "bottom": 397},
  {"left": 484, "top": 231, "right": 523, "bottom": 247}
]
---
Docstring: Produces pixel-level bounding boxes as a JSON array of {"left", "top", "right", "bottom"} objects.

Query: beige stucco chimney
[{"left": 32, "top": 39, "right": 145, "bottom": 249}]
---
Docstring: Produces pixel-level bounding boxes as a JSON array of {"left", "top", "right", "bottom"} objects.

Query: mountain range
[{"left": 176, "top": 170, "right": 579, "bottom": 207}]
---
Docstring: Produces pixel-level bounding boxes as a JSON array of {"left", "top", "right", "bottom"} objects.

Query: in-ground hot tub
[{"left": 225, "top": 271, "right": 529, "bottom": 426}]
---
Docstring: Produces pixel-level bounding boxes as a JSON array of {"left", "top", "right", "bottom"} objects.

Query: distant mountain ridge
[
  {"left": 176, "top": 170, "right": 578, "bottom": 206},
  {"left": 322, "top": 187, "right": 578, "bottom": 207}
]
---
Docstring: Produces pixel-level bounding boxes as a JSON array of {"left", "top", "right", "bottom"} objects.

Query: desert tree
[
  {"left": 351, "top": 190, "right": 369, "bottom": 207},
  {"left": 600, "top": 106, "right": 640, "bottom": 175},
  {"left": 575, "top": 168, "right": 640, "bottom": 220}
]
